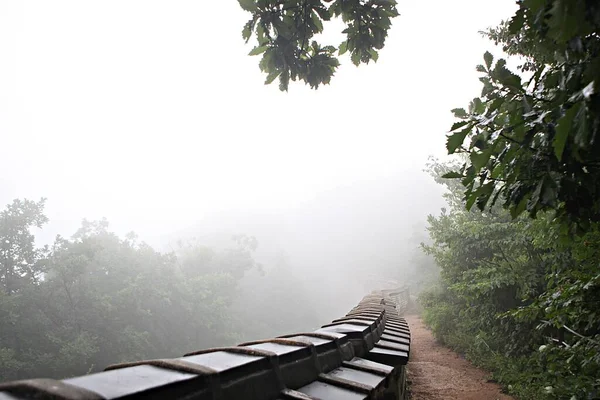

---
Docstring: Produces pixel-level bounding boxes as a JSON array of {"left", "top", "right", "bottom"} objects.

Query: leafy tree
[
  {"left": 444, "top": 1, "right": 600, "bottom": 233},
  {"left": 0, "top": 198, "right": 48, "bottom": 295},
  {"left": 0, "top": 200, "right": 261, "bottom": 382},
  {"left": 238, "top": 0, "right": 399, "bottom": 90},
  {"left": 421, "top": 159, "right": 600, "bottom": 399},
  {"left": 0, "top": 199, "right": 49, "bottom": 380}
]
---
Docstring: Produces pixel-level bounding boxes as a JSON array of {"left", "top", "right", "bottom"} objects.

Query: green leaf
[
  {"left": 547, "top": 0, "right": 583, "bottom": 44},
  {"left": 279, "top": 70, "right": 290, "bottom": 92},
  {"left": 470, "top": 98, "right": 485, "bottom": 114},
  {"left": 274, "top": 17, "right": 294, "bottom": 39},
  {"left": 475, "top": 183, "right": 495, "bottom": 211},
  {"left": 481, "top": 81, "right": 494, "bottom": 97},
  {"left": 451, "top": 108, "right": 468, "bottom": 119},
  {"left": 368, "top": 49, "right": 379, "bottom": 62},
  {"left": 265, "top": 70, "right": 281, "bottom": 85},
  {"left": 462, "top": 165, "right": 476, "bottom": 186},
  {"left": 488, "top": 98, "right": 504, "bottom": 114},
  {"left": 501, "top": 72, "right": 522, "bottom": 91},
  {"left": 510, "top": 194, "right": 529, "bottom": 219},
  {"left": 491, "top": 163, "right": 504, "bottom": 179},
  {"left": 523, "top": 0, "right": 546, "bottom": 13},
  {"left": 471, "top": 149, "right": 493, "bottom": 171},
  {"left": 484, "top": 51, "right": 494, "bottom": 69},
  {"left": 351, "top": 50, "right": 361, "bottom": 66},
  {"left": 508, "top": 8, "right": 525, "bottom": 34},
  {"left": 311, "top": 11, "right": 324, "bottom": 32},
  {"left": 248, "top": 45, "right": 268, "bottom": 56},
  {"left": 476, "top": 64, "right": 487, "bottom": 73},
  {"left": 447, "top": 126, "right": 472, "bottom": 154},
  {"left": 450, "top": 121, "right": 469, "bottom": 131},
  {"left": 338, "top": 41, "right": 348, "bottom": 55},
  {"left": 554, "top": 103, "right": 579, "bottom": 161},
  {"left": 256, "top": 23, "right": 267, "bottom": 45},
  {"left": 238, "top": 0, "right": 257, "bottom": 12},
  {"left": 541, "top": 178, "right": 558, "bottom": 207},
  {"left": 242, "top": 21, "right": 253, "bottom": 43},
  {"left": 442, "top": 171, "right": 463, "bottom": 179},
  {"left": 314, "top": 6, "right": 331, "bottom": 21}
]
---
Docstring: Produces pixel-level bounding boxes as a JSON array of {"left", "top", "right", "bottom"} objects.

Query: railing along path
[{"left": 0, "top": 287, "right": 411, "bottom": 400}]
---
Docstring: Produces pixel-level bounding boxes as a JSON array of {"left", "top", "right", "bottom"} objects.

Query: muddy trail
[{"left": 405, "top": 315, "right": 514, "bottom": 400}]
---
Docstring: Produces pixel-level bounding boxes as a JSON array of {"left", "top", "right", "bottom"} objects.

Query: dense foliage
[
  {"left": 0, "top": 199, "right": 261, "bottom": 381},
  {"left": 421, "top": 160, "right": 600, "bottom": 399},
  {"left": 427, "top": 7, "right": 600, "bottom": 396},
  {"left": 238, "top": 0, "right": 399, "bottom": 90},
  {"left": 445, "top": 0, "right": 600, "bottom": 233}
]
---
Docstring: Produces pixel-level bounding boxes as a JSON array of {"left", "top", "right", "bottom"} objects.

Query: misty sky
[{"left": 1, "top": 1, "right": 517, "bottom": 245}]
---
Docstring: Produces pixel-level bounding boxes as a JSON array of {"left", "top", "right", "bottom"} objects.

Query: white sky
[{"left": 0, "top": 0, "right": 517, "bottom": 244}]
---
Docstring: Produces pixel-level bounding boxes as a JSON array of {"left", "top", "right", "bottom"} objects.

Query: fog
[
  {"left": 1, "top": 0, "right": 517, "bottom": 378},
  {"left": 171, "top": 172, "right": 445, "bottom": 328}
]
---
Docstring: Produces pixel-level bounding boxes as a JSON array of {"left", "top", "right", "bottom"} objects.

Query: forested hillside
[{"left": 0, "top": 198, "right": 262, "bottom": 381}]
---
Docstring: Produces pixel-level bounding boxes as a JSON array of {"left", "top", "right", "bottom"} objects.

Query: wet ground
[{"left": 405, "top": 315, "right": 514, "bottom": 400}]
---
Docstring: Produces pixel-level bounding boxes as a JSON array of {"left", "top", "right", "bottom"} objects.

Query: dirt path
[{"left": 405, "top": 315, "right": 513, "bottom": 400}]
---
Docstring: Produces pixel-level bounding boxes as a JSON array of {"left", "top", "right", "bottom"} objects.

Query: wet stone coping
[{"left": 0, "top": 288, "right": 411, "bottom": 400}]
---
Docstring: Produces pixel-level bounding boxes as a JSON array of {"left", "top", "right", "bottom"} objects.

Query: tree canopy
[
  {"left": 238, "top": 0, "right": 399, "bottom": 90},
  {"left": 0, "top": 200, "right": 259, "bottom": 381},
  {"left": 445, "top": 0, "right": 600, "bottom": 234},
  {"left": 0, "top": 199, "right": 48, "bottom": 295},
  {"left": 0, "top": 198, "right": 325, "bottom": 382},
  {"left": 422, "top": 159, "right": 600, "bottom": 398}
]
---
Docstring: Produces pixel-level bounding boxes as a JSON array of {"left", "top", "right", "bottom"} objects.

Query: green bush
[{"left": 420, "top": 161, "right": 600, "bottom": 399}]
